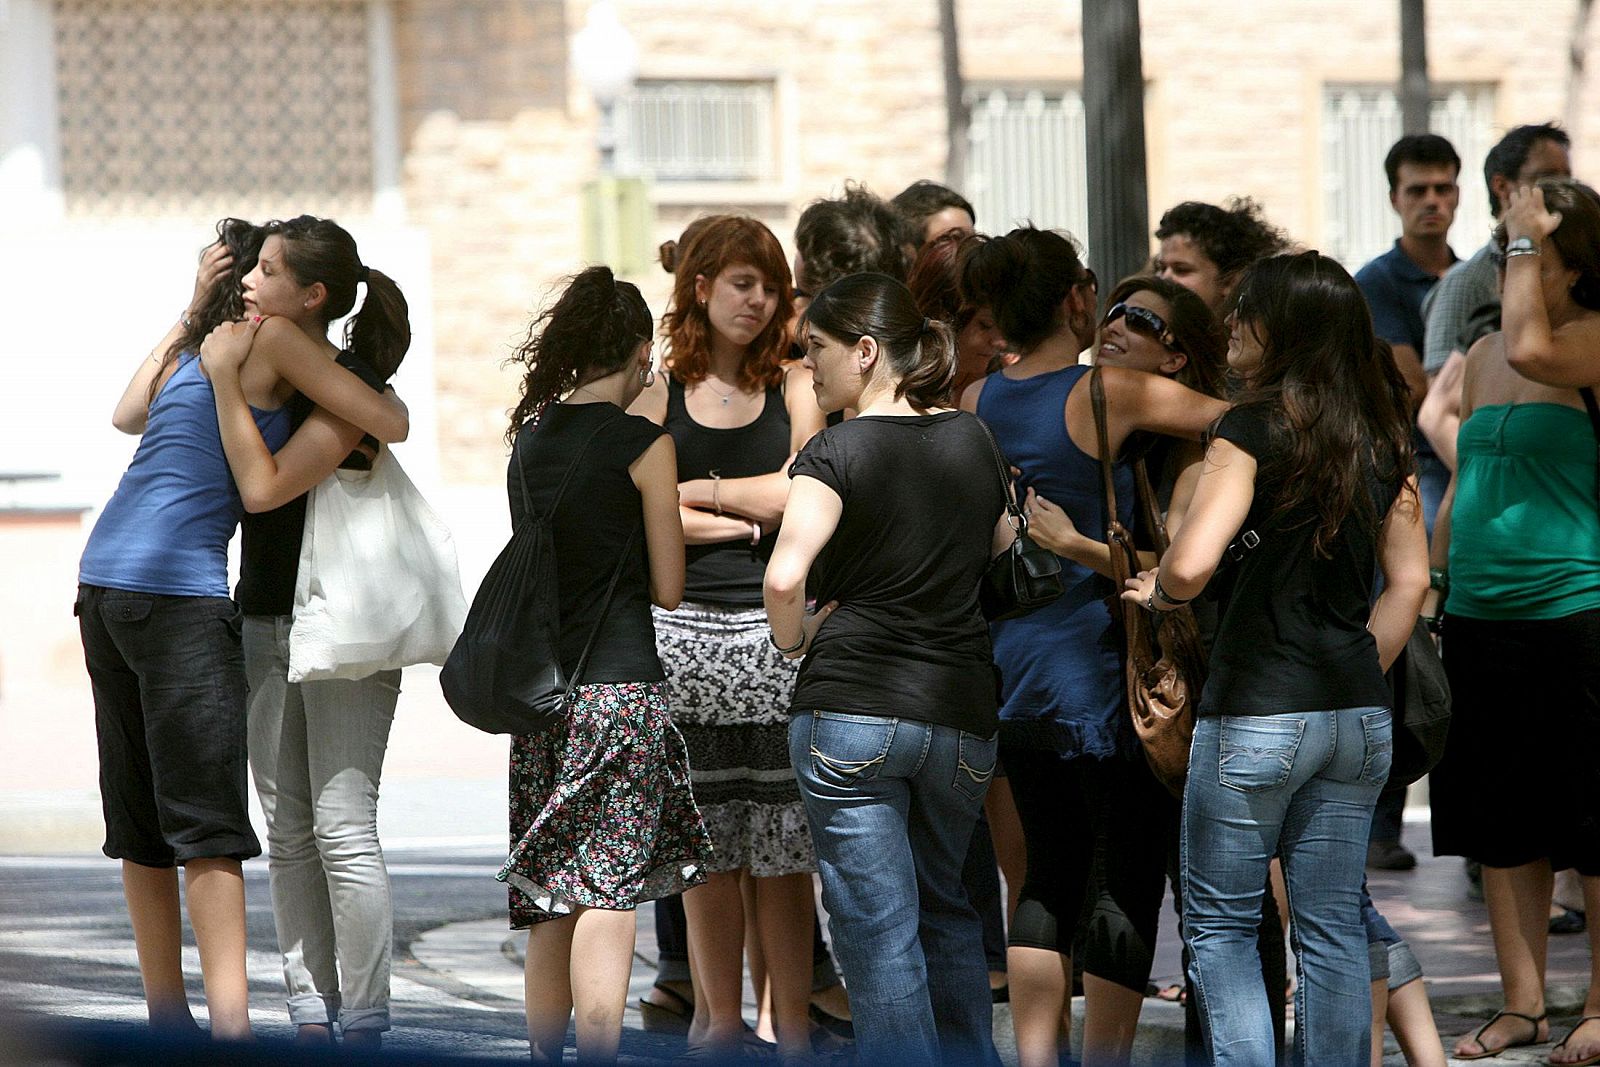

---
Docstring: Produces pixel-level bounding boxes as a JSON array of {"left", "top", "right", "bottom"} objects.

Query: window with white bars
[
  {"left": 963, "top": 87, "right": 1089, "bottom": 244},
  {"left": 615, "top": 80, "right": 777, "bottom": 183},
  {"left": 52, "top": 0, "right": 375, "bottom": 219},
  {"left": 1321, "top": 84, "right": 1498, "bottom": 270}
]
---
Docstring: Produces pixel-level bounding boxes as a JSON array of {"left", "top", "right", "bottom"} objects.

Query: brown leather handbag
[{"left": 1090, "top": 368, "right": 1208, "bottom": 797}]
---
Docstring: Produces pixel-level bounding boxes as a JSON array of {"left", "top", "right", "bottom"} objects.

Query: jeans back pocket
[
  {"left": 952, "top": 732, "right": 997, "bottom": 801},
  {"left": 1358, "top": 709, "right": 1393, "bottom": 787},
  {"left": 1218, "top": 715, "right": 1306, "bottom": 794},
  {"left": 809, "top": 711, "right": 896, "bottom": 784}
]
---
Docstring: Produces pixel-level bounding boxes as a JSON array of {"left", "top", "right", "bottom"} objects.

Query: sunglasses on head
[{"left": 1103, "top": 302, "right": 1176, "bottom": 350}]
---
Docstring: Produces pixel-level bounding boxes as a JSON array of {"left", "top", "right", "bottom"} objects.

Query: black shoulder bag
[
  {"left": 442, "top": 415, "right": 642, "bottom": 736},
  {"left": 974, "top": 415, "right": 1064, "bottom": 621}
]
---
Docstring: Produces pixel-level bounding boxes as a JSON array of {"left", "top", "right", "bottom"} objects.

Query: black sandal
[
  {"left": 1458, "top": 1009, "right": 1548, "bottom": 1060},
  {"left": 637, "top": 982, "right": 694, "bottom": 1034},
  {"left": 1550, "top": 1015, "right": 1600, "bottom": 1067}
]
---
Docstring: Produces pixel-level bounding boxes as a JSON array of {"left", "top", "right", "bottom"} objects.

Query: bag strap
[
  {"left": 562, "top": 520, "right": 644, "bottom": 702},
  {"left": 512, "top": 409, "right": 618, "bottom": 524},
  {"left": 1089, "top": 367, "right": 1120, "bottom": 538},
  {"left": 970, "top": 413, "right": 1027, "bottom": 534},
  {"left": 1581, "top": 386, "right": 1600, "bottom": 511}
]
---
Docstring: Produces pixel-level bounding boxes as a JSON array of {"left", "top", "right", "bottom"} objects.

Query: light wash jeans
[
  {"left": 790, "top": 711, "right": 1000, "bottom": 1067},
  {"left": 1182, "top": 707, "right": 1392, "bottom": 1067},
  {"left": 244, "top": 616, "right": 400, "bottom": 1034}
]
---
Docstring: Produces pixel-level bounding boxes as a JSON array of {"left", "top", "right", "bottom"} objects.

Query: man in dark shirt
[{"left": 1354, "top": 132, "right": 1459, "bottom": 872}]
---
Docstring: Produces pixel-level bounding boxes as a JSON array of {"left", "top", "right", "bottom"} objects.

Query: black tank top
[{"left": 665, "top": 375, "right": 791, "bottom": 605}]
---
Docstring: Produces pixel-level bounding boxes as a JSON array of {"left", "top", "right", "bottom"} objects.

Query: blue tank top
[
  {"left": 978, "top": 364, "right": 1136, "bottom": 759},
  {"left": 80, "top": 354, "right": 293, "bottom": 598}
]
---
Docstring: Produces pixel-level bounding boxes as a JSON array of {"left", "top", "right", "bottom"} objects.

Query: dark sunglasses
[{"left": 1103, "top": 301, "right": 1176, "bottom": 349}]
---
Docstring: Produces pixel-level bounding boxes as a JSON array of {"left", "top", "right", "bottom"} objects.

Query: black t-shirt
[
  {"left": 1200, "top": 403, "right": 1400, "bottom": 717},
  {"left": 509, "top": 403, "right": 666, "bottom": 684},
  {"left": 787, "top": 410, "right": 1006, "bottom": 736},
  {"left": 663, "top": 377, "right": 789, "bottom": 606}
]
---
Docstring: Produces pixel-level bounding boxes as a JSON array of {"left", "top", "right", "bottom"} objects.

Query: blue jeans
[
  {"left": 1182, "top": 708, "right": 1392, "bottom": 1067},
  {"left": 790, "top": 712, "right": 999, "bottom": 1067}
]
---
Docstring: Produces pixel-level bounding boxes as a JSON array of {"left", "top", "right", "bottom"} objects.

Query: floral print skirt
[{"left": 499, "top": 680, "right": 712, "bottom": 928}]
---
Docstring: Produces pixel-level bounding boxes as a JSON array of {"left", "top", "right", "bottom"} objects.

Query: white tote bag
[{"left": 287, "top": 449, "right": 468, "bottom": 683}]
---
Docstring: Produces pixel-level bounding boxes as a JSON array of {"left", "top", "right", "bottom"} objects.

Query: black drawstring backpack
[{"left": 441, "top": 414, "right": 640, "bottom": 735}]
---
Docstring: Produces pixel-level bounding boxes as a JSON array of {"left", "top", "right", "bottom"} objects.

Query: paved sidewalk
[{"left": 413, "top": 815, "right": 1595, "bottom": 1064}]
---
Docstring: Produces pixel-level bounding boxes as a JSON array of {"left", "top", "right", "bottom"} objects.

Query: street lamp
[{"left": 572, "top": 0, "right": 639, "bottom": 175}]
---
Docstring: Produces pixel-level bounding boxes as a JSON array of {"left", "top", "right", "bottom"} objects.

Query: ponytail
[
  {"left": 805, "top": 272, "right": 957, "bottom": 409},
  {"left": 960, "top": 225, "right": 1087, "bottom": 353},
  {"left": 898, "top": 316, "right": 958, "bottom": 409},
  {"left": 344, "top": 267, "right": 410, "bottom": 379}
]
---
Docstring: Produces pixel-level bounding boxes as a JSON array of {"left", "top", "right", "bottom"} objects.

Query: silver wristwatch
[{"left": 1503, "top": 235, "right": 1540, "bottom": 259}]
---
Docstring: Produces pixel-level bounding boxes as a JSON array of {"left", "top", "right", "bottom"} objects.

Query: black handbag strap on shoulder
[
  {"left": 1580, "top": 386, "right": 1600, "bottom": 512},
  {"left": 969, "top": 411, "right": 1027, "bottom": 532}
]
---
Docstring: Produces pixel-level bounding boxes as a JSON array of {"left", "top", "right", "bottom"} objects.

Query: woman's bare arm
[
  {"left": 209, "top": 317, "right": 410, "bottom": 442},
  {"left": 763, "top": 475, "right": 843, "bottom": 658},
  {"left": 1501, "top": 185, "right": 1600, "bottom": 388},
  {"left": 630, "top": 435, "right": 686, "bottom": 609},
  {"left": 1369, "top": 478, "right": 1430, "bottom": 671}
]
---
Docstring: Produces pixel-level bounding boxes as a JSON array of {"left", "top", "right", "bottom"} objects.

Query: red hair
[{"left": 662, "top": 216, "right": 793, "bottom": 391}]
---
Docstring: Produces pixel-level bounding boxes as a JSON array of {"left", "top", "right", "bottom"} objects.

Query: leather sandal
[
  {"left": 1550, "top": 1015, "right": 1600, "bottom": 1067},
  {"left": 1458, "top": 1009, "right": 1548, "bottom": 1060}
]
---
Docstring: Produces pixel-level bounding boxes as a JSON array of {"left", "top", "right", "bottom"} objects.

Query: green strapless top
[{"left": 1448, "top": 402, "right": 1600, "bottom": 620}]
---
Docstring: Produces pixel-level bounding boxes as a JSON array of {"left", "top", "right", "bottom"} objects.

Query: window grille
[
  {"left": 964, "top": 87, "right": 1089, "bottom": 244},
  {"left": 52, "top": 0, "right": 374, "bottom": 218},
  {"left": 615, "top": 80, "right": 776, "bottom": 182},
  {"left": 1321, "top": 84, "right": 1497, "bottom": 270}
]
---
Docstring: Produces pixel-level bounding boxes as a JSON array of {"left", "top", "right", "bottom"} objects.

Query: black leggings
[{"left": 1002, "top": 745, "right": 1174, "bottom": 992}]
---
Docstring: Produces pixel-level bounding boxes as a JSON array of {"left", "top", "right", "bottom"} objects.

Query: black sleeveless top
[
  {"left": 510, "top": 404, "right": 667, "bottom": 683},
  {"left": 665, "top": 376, "right": 791, "bottom": 606},
  {"left": 235, "top": 351, "right": 388, "bottom": 616}
]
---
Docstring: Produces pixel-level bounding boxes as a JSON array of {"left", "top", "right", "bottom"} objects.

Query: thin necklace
[{"left": 702, "top": 376, "right": 737, "bottom": 405}]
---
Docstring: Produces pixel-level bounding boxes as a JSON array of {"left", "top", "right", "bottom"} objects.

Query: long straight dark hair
[{"left": 1229, "top": 251, "right": 1416, "bottom": 555}]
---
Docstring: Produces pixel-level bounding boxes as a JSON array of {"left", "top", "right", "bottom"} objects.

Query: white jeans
[{"left": 244, "top": 616, "right": 400, "bottom": 1033}]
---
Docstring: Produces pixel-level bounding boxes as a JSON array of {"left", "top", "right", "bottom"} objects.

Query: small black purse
[{"left": 974, "top": 416, "right": 1064, "bottom": 621}]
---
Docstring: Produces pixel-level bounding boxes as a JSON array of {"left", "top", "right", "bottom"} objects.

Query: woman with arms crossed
[{"left": 631, "top": 216, "right": 825, "bottom": 1059}]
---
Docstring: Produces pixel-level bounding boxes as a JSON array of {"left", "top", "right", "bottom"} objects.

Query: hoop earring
[{"left": 640, "top": 365, "right": 656, "bottom": 388}]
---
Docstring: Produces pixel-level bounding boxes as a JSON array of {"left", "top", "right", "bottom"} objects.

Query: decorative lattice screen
[{"left": 54, "top": 0, "right": 374, "bottom": 218}]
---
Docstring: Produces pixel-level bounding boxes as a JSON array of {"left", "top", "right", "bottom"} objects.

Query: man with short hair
[
  {"left": 1418, "top": 124, "right": 1573, "bottom": 468},
  {"left": 1355, "top": 132, "right": 1460, "bottom": 874},
  {"left": 792, "top": 182, "right": 915, "bottom": 312},
  {"left": 892, "top": 180, "right": 977, "bottom": 247},
  {"left": 1356, "top": 133, "right": 1462, "bottom": 410}
]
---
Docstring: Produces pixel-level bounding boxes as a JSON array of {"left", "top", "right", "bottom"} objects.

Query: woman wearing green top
[{"left": 1428, "top": 177, "right": 1600, "bottom": 1065}]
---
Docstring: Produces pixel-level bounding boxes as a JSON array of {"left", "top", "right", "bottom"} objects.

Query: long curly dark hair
[
  {"left": 1229, "top": 251, "right": 1417, "bottom": 556},
  {"left": 151, "top": 217, "right": 264, "bottom": 404},
  {"left": 505, "top": 266, "right": 654, "bottom": 444}
]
